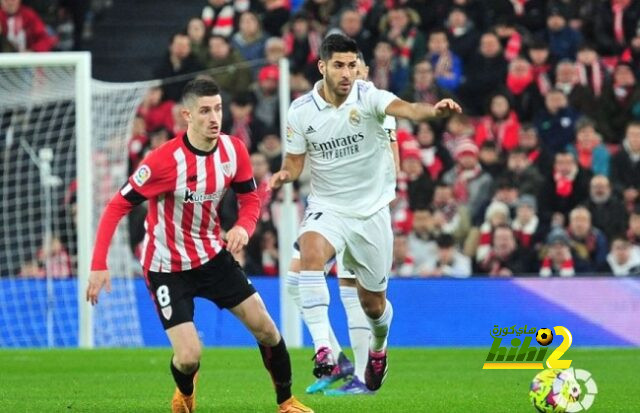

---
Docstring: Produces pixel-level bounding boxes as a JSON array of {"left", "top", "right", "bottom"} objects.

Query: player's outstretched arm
[
  {"left": 269, "top": 153, "right": 306, "bottom": 189},
  {"left": 385, "top": 98, "right": 462, "bottom": 122}
]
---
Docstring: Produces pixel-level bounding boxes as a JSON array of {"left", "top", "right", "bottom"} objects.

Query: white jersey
[{"left": 286, "top": 80, "right": 397, "bottom": 218}]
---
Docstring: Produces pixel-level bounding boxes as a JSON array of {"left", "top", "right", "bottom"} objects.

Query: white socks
[
  {"left": 340, "top": 285, "right": 369, "bottom": 381},
  {"left": 366, "top": 299, "right": 393, "bottom": 352},
  {"left": 298, "top": 270, "right": 333, "bottom": 354}
]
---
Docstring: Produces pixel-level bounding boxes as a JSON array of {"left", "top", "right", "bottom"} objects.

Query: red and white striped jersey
[{"left": 91, "top": 133, "right": 260, "bottom": 273}]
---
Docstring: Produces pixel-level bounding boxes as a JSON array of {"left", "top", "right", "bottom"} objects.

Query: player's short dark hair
[
  {"left": 182, "top": 78, "right": 221, "bottom": 105},
  {"left": 319, "top": 33, "right": 358, "bottom": 61}
]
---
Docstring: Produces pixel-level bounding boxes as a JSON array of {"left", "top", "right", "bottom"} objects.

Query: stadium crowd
[{"left": 9, "top": 0, "right": 640, "bottom": 278}]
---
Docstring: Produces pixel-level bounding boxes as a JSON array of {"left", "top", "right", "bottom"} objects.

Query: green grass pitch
[{"left": 0, "top": 347, "right": 637, "bottom": 412}]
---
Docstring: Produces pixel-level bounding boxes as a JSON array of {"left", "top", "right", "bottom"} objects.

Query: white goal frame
[{"left": 0, "top": 52, "right": 94, "bottom": 348}]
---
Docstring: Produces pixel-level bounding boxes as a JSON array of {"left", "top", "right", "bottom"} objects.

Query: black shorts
[{"left": 144, "top": 249, "right": 257, "bottom": 330}]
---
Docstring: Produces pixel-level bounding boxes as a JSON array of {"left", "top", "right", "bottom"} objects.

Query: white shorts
[
  {"left": 291, "top": 247, "right": 355, "bottom": 280},
  {"left": 297, "top": 206, "right": 392, "bottom": 292}
]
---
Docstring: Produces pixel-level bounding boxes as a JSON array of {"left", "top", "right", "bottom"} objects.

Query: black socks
[
  {"left": 258, "top": 338, "right": 293, "bottom": 404},
  {"left": 170, "top": 358, "right": 199, "bottom": 396}
]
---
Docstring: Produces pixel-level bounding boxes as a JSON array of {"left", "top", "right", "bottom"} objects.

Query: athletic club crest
[
  {"left": 161, "top": 305, "right": 172, "bottom": 320},
  {"left": 349, "top": 109, "right": 361, "bottom": 126},
  {"left": 221, "top": 161, "right": 233, "bottom": 177}
]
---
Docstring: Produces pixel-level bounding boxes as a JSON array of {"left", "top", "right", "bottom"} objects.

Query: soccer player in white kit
[
  {"left": 270, "top": 34, "right": 461, "bottom": 392},
  {"left": 286, "top": 53, "right": 399, "bottom": 395}
]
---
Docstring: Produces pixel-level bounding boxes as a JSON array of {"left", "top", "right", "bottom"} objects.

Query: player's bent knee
[
  {"left": 360, "top": 296, "right": 385, "bottom": 319},
  {"left": 174, "top": 344, "right": 202, "bottom": 368},
  {"left": 253, "top": 319, "right": 280, "bottom": 346}
]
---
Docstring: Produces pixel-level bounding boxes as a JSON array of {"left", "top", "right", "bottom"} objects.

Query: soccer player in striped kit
[{"left": 86, "top": 78, "right": 313, "bottom": 413}]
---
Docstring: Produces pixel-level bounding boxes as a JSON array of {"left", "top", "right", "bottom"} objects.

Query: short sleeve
[
  {"left": 285, "top": 106, "right": 307, "bottom": 155},
  {"left": 123, "top": 149, "right": 173, "bottom": 200},
  {"left": 360, "top": 81, "right": 398, "bottom": 119},
  {"left": 382, "top": 115, "right": 397, "bottom": 141}
]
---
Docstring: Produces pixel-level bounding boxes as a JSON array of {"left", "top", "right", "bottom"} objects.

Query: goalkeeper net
[{"left": 0, "top": 54, "right": 153, "bottom": 347}]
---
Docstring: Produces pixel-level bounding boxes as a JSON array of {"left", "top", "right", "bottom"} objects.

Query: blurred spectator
[
  {"left": 264, "top": 36, "right": 287, "bottom": 66},
  {"left": 253, "top": 65, "right": 280, "bottom": 132},
  {"left": 379, "top": 6, "right": 426, "bottom": 67},
  {"left": 206, "top": 34, "right": 252, "bottom": 97},
  {"left": 186, "top": 17, "right": 209, "bottom": 66},
  {"left": 576, "top": 44, "right": 608, "bottom": 98},
  {"left": 621, "top": 28, "right": 640, "bottom": 75},
  {"left": 222, "top": 92, "right": 267, "bottom": 152},
  {"left": 540, "top": 228, "right": 591, "bottom": 276},
  {"left": 477, "top": 224, "right": 538, "bottom": 276},
  {"left": 474, "top": 92, "right": 521, "bottom": 152},
  {"left": 410, "top": 121, "right": 454, "bottom": 181},
  {"left": 542, "top": 7, "right": 582, "bottom": 61},
  {"left": 442, "top": 114, "right": 476, "bottom": 155},
  {"left": 431, "top": 182, "right": 471, "bottom": 246},
  {"left": 567, "top": 206, "right": 609, "bottom": 269},
  {"left": 137, "top": 86, "right": 175, "bottom": 133},
  {"left": 201, "top": 0, "right": 237, "bottom": 38},
  {"left": 494, "top": 16, "right": 526, "bottom": 61},
  {"left": 518, "top": 124, "right": 554, "bottom": 175},
  {"left": 491, "top": 175, "right": 520, "bottom": 215},
  {"left": 477, "top": 141, "right": 504, "bottom": 179},
  {"left": 260, "top": 0, "right": 290, "bottom": 37},
  {"left": 567, "top": 117, "right": 610, "bottom": 176},
  {"left": 610, "top": 122, "right": 640, "bottom": 207},
  {"left": 257, "top": 131, "right": 282, "bottom": 173},
  {"left": 504, "top": 147, "right": 545, "bottom": 198},
  {"left": 449, "top": 0, "right": 487, "bottom": 32},
  {"left": 392, "top": 232, "right": 417, "bottom": 277},
  {"left": 447, "top": 7, "right": 480, "bottom": 64},
  {"left": 597, "top": 62, "right": 640, "bottom": 144},
  {"left": 128, "top": 115, "right": 149, "bottom": 175},
  {"left": 512, "top": 194, "right": 546, "bottom": 250},
  {"left": 419, "top": 233, "right": 472, "bottom": 278},
  {"left": 258, "top": 227, "right": 279, "bottom": 276},
  {"left": 458, "top": 32, "right": 508, "bottom": 115},
  {"left": 333, "top": 7, "right": 374, "bottom": 63},
  {"left": 443, "top": 140, "right": 493, "bottom": 220},
  {"left": 0, "top": 0, "right": 57, "bottom": 52},
  {"left": 172, "top": 103, "right": 188, "bottom": 135},
  {"left": 148, "top": 127, "right": 171, "bottom": 150},
  {"left": 554, "top": 60, "right": 598, "bottom": 119},
  {"left": 300, "top": 0, "right": 340, "bottom": 31},
  {"left": 627, "top": 205, "right": 640, "bottom": 245},
  {"left": 527, "top": 39, "right": 553, "bottom": 97},
  {"left": 540, "top": 150, "right": 592, "bottom": 226},
  {"left": 534, "top": 89, "right": 580, "bottom": 154},
  {"left": 592, "top": 0, "right": 640, "bottom": 57},
  {"left": 369, "top": 39, "right": 410, "bottom": 95},
  {"left": 397, "top": 147, "right": 435, "bottom": 210},
  {"left": 587, "top": 175, "right": 628, "bottom": 240},
  {"left": 251, "top": 152, "right": 274, "bottom": 224},
  {"left": 290, "top": 69, "right": 313, "bottom": 99},
  {"left": 600, "top": 236, "right": 640, "bottom": 275},
  {"left": 475, "top": 200, "right": 511, "bottom": 263},
  {"left": 19, "top": 259, "right": 44, "bottom": 278},
  {"left": 231, "top": 11, "right": 267, "bottom": 68},
  {"left": 399, "top": 60, "right": 456, "bottom": 109},
  {"left": 505, "top": 57, "right": 544, "bottom": 122},
  {"left": 284, "top": 12, "right": 321, "bottom": 80},
  {"left": 426, "top": 29, "right": 463, "bottom": 92},
  {"left": 154, "top": 33, "right": 204, "bottom": 102},
  {"left": 407, "top": 207, "right": 438, "bottom": 270}
]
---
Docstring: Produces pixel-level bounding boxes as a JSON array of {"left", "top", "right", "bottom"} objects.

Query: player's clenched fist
[
  {"left": 225, "top": 225, "right": 249, "bottom": 254},
  {"left": 269, "top": 170, "right": 291, "bottom": 189},
  {"left": 433, "top": 99, "right": 462, "bottom": 118},
  {"left": 86, "top": 270, "right": 111, "bottom": 305}
]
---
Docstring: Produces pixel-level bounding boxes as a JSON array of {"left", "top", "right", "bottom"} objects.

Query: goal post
[{"left": 0, "top": 52, "right": 149, "bottom": 348}]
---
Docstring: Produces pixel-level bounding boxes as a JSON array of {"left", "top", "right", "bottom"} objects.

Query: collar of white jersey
[{"left": 311, "top": 79, "right": 359, "bottom": 109}]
